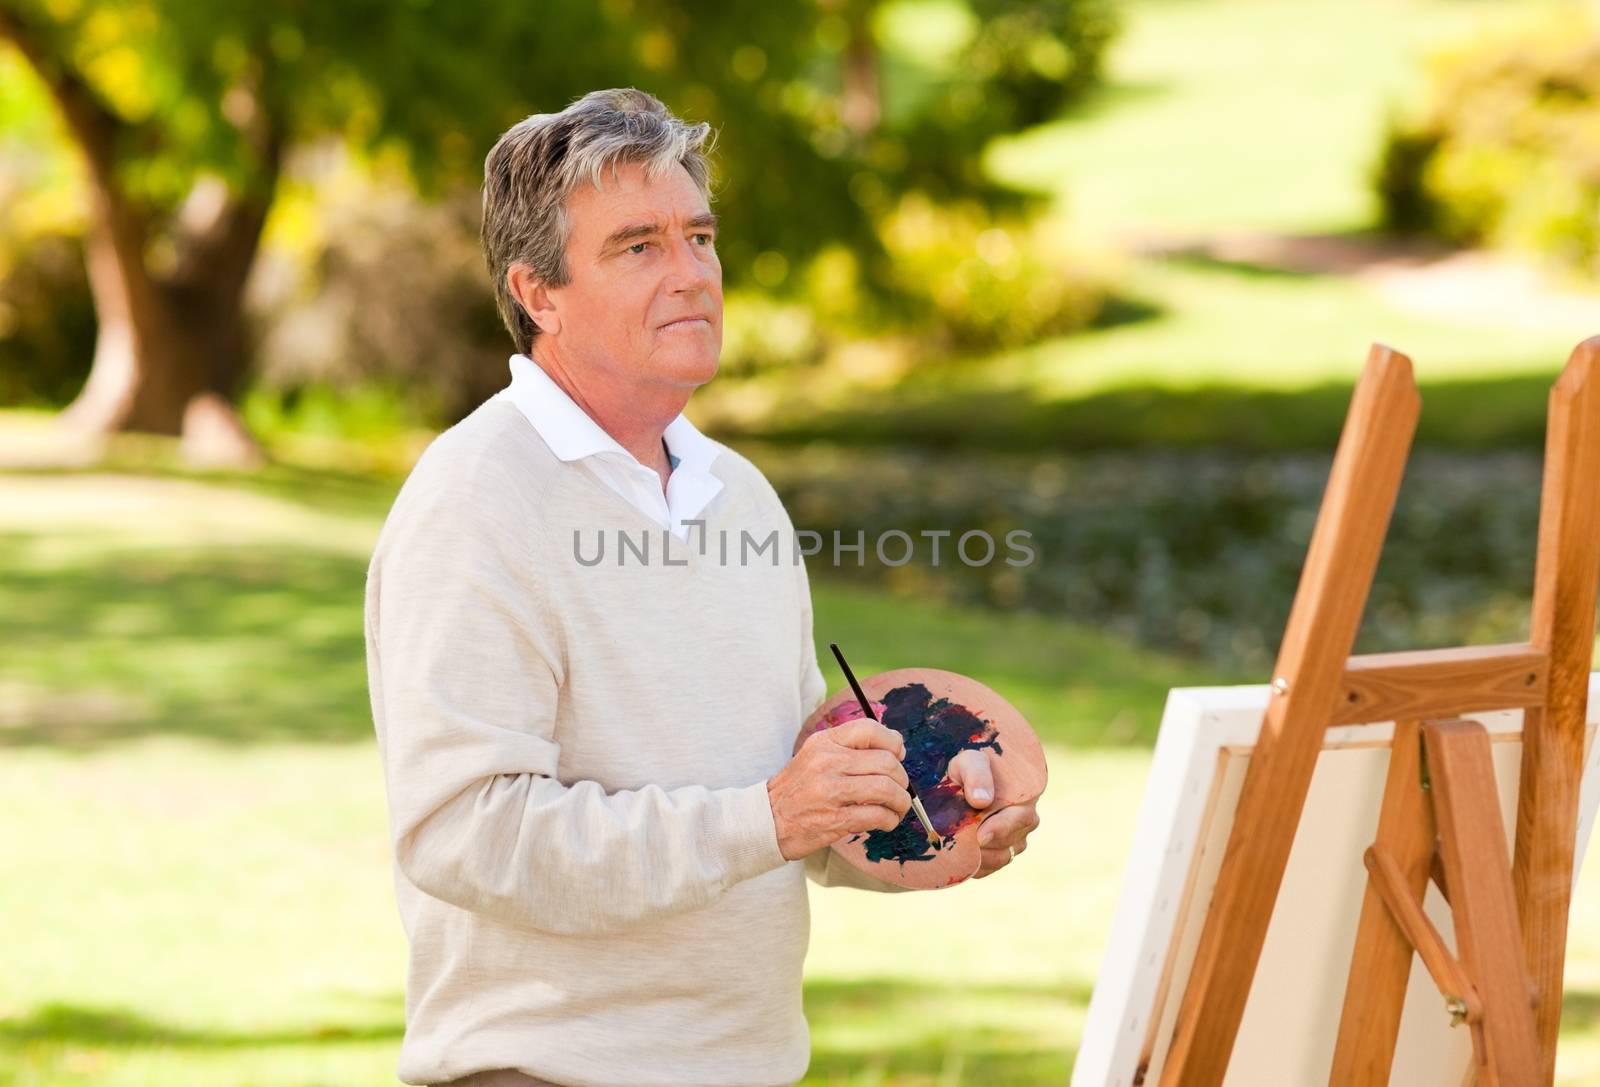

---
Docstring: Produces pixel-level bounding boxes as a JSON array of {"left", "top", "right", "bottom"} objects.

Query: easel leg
[
  {"left": 1426, "top": 720, "right": 1541, "bottom": 1087},
  {"left": 1158, "top": 345, "right": 1420, "bottom": 1087},
  {"left": 1331, "top": 719, "right": 1434, "bottom": 1084},
  {"left": 1513, "top": 338, "right": 1600, "bottom": 1082}
]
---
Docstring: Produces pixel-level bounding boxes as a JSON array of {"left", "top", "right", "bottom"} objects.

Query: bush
[
  {"left": 758, "top": 444, "right": 1542, "bottom": 676},
  {"left": 877, "top": 193, "right": 1110, "bottom": 351},
  {"left": 246, "top": 154, "right": 509, "bottom": 428},
  {"left": 0, "top": 231, "right": 96, "bottom": 407},
  {"left": 1375, "top": 9, "right": 1600, "bottom": 277}
]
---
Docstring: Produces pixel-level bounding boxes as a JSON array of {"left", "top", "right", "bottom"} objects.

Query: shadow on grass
[
  {"left": 1084, "top": 290, "right": 1166, "bottom": 331},
  {"left": 3, "top": 983, "right": 1083, "bottom": 1084},
  {"left": 1157, "top": 247, "right": 1325, "bottom": 281},
  {"left": 802, "top": 976, "right": 1088, "bottom": 1085},
  {"left": 1056, "top": 77, "right": 1175, "bottom": 126},
  {"left": 811, "top": 582, "right": 1214, "bottom": 748},
  {"left": 0, "top": 1001, "right": 402, "bottom": 1048},
  {"left": 1563, "top": 988, "right": 1600, "bottom": 1032},
  {"left": 0, "top": 516, "right": 1198, "bottom": 750},
  {"left": 1149, "top": 227, "right": 1458, "bottom": 282},
  {"left": 724, "top": 372, "right": 1556, "bottom": 453},
  {"left": 0, "top": 532, "right": 374, "bottom": 749}
]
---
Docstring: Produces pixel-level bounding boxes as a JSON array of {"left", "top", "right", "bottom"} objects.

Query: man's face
[{"left": 539, "top": 159, "right": 722, "bottom": 391}]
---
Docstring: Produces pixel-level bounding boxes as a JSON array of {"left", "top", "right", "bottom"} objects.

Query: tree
[{"left": 0, "top": 0, "right": 1116, "bottom": 464}]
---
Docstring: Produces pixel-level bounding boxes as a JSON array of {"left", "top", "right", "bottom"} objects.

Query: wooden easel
[{"left": 1155, "top": 339, "right": 1600, "bottom": 1086}]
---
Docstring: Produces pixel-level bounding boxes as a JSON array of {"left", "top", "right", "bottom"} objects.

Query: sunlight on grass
[
  {"left": 0, "top": 460, "right": 1598, "bottom": 1082},
  {"left": 5, "top": 736, "right": 1600, "bottom": 1084},
  {"left": 986, "top": 0, "right": 1569, "bottom": 236},
  {"left": 1000, "top": 259, "right": 1588, "bottom": 397},
  {"left": 711, "top": 253, "right": 1590, "bottom": 451},
  {"left": 0, "top": 739, "right": 1129, "bottom": 1086}
]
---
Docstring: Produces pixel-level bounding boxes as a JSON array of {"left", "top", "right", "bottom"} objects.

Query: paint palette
[{"left": 796, "top": 667, "right": 1048, "bottom": 890}]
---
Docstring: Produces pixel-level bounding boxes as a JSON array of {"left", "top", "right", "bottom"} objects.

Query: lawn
[
  {"left": 4, "top": 460, "right": 1600, "bottom": 1085},
  {"left": 984, "top": 0, "right": 1561, "bottom": 237},
  {"left": 0, "top": 460, "right": 1171, "bottom": 1086}
]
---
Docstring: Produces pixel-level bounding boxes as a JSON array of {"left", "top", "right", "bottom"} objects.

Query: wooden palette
[{"left": 797, "top": 667, "right": 1048, "bottom": 890}]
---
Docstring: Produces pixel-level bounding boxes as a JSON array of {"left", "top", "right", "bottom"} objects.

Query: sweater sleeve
[
  {"left": 366, "top": 458, "right": 790, "bottom": 937},
  {"left": 791, "top": 542, "right": 913, "bottom": 894}
]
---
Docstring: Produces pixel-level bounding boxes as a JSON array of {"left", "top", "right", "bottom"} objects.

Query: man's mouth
[{"left": 659, "top": 316, "right": 711, "bottom": 331}]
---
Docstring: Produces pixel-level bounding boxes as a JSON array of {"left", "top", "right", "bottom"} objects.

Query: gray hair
[{"left": 481, "top": 87, "right": 716, "bottom": 355}]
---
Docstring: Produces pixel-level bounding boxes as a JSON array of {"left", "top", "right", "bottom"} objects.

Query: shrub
[
  {"left": 876, "top": 193, "right": 1110, "bottom": 351},
  {"left": 1375, "top": 9, "right": 1600, "bottom": 277}
]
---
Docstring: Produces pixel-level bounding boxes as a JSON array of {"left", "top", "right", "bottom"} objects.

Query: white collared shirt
[{"left": 492, "top": 353, "right": 724, "bottom": 541}]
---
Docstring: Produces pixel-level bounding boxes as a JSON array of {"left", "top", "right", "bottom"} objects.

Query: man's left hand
[{"left": 945, "top": 748, "right": 1041, "bottom": 879}]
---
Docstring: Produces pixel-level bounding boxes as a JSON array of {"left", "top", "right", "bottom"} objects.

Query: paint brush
[{"left": 829, "top": 642, "right": 942, "bottom": 848}]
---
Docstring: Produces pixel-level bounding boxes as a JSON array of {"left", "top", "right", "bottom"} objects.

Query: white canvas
[{"left": 1073, "top": 674, "right": 1600, "bottom": 1087}]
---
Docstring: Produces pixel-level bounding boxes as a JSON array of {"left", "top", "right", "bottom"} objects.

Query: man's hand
[
  {"left": 946, "top": 748, "right": 1041, "bottom": 878},
  {"left": 767, "top": 718, "right": 912, "bottom": 860}
]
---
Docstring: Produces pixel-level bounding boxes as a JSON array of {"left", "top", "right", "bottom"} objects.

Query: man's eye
[
  {"left": 628, "top": 242, "right": 650, "bottom": 254},
  {"left": 693, "top": 233, "right": 714, "bottom": 246}
]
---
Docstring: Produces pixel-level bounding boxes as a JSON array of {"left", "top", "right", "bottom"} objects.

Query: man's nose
[{"left": 666, "top": 235, "right": 713, "bottom": 293}]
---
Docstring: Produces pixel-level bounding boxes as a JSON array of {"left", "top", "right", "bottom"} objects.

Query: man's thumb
[{"left": 948, "top": 749, "right": 994, "bottom": 807}]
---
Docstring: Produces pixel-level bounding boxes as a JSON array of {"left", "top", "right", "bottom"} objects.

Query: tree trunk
[
  {"left": 1, "top": 7, "right": 275, "bottom": 469},
  {"left": 58, "top": 216, "right": 266, "bottom": 468}
]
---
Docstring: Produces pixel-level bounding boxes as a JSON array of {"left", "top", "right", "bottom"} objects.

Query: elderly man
[{"left": 364, "top": 87, "right": 1041, "bottom": 1087}]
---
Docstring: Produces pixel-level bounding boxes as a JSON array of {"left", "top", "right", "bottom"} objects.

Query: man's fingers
[
  {"left": 841, "top": 748, "right": 909, "bottom": 789},
  {"left": 974, "top": 845, "right": 1014, "bottom": 878},
  {"left": 947, "top": 748, "right": 995, "bottom": 808},
  {"left": 843, "top": 804, "right": 908, "bottom": 835},
  {"left": 976, "top": 803, "right": 1040, "bottom": 847},
  {"left": 847, "top": 774, "right": 911, "bottom": 813},
  {"left": 826, "top": 717, "right": 905, "bottom": 759}
]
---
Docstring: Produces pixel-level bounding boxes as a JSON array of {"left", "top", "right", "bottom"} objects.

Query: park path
[{"left": 1122, "top": 226, "right": 1600, "bottom": 334}]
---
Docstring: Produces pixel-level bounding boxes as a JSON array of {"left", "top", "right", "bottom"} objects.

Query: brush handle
[{"left": 829, "top": 642, "right": 929, "bottom": 806}]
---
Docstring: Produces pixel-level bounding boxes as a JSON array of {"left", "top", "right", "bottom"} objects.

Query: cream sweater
[{"left": 365, "top": 395, "right": 903, "bottom": 1087}]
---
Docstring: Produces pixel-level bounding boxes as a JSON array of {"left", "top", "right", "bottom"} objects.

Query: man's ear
[{"left": 507, "top": 263, "right": 561, "bottom": 337}]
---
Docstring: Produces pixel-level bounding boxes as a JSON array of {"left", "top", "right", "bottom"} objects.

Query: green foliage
[
  {"left": 1374, "top": 6, "right": 1600, "bottom": 275},
  {"left": 239, "top": 380, "right": 433, "bottom": 448},
  {"left": 244, "top": 167, "right": 510, "bottom": 425},
  {"left": 876, "top": 194, "right": 1109, "bottom": 349},
  {"left": 0, "top": 0, "right": 1121, "bottom": 385},
  {"left": 0, "top": 48, "right": 94, "bottom": 404}
]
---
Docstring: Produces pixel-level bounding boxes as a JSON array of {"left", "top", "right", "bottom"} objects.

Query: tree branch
[
  {"left": 0, "top": 4, "right": 126, "bottom": 198},
  {"left": 0, "top": 2, "right": 154, "bottom": 286}
]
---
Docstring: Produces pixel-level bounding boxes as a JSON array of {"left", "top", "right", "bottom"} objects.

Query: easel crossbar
[{"left": 1334, "top": 644, "right": 1547, "bottom": 727}]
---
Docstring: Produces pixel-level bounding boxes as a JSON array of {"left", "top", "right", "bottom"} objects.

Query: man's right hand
[{"left": 765, "top": 718, "right": 912, "bottom": 860}]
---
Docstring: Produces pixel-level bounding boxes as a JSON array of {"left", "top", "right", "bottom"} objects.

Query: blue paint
[{"left": 858, "top": 682, "right": 1002, "bottom": 864}]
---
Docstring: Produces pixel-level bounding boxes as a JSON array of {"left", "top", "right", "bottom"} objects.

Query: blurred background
[{"left": 4, "top": 0, "right": 1600, "bottom": 1082}]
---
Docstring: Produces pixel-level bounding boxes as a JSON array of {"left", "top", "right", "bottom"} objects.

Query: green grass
[
  {"left": 985, "top": 0, "right": 1570, "bottom": 236},
  {"left": 973, "top": 257, "right": 1589, "bottom": 398},
  {"left": 4, "top": 462, "right": 1600, "bottom": 1085},
  {"left": 0, "top": 736, "right": 1144, "bottom": 1086},
  {"left": 4, "top": 734, "right": 1597, "bottom": 1085},
  {"left": 0, "top": 462, "right": 1181, "bottom": 1084},
  {"left": 0, "top": 460, "right": 1205, "bottom": 750}
]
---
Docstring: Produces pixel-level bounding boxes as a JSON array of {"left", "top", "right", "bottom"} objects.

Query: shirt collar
[{"left": 500, "top": 353, "right": 722, "bottom": 476}]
